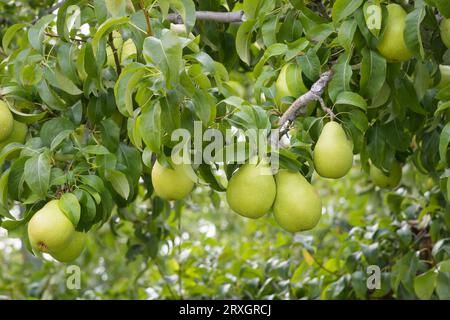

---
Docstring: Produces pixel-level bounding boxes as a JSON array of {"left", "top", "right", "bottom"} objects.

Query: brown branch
[
  {"left": 270, "top": 70, "right": 334, "bottom": 147},
  {"left": 108, "top": 33, "right": 122, "bottom": 75},
  {"left": 167, "top": 10, "right": 246, "bottom": 24},
  {"left": 140, "top": 0, "right": 153, "bottom": 36}
]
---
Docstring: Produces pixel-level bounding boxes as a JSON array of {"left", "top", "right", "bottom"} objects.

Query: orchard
[{"left": 0, "top": 0, "right": 449, "bottom": 300}]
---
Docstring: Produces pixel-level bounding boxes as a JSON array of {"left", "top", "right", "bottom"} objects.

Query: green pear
[
  {"left": 51, "top": 231, "right": 87, "bottom": 263},
  {"left": 370, "top": 161, "right": 402, "bottom": 189},
  {"left": 441, "top": 18, "right": 450, "bottom": 49},
  {"left": 28, "top": 200, "right": 75, "bottom": 253},
  {"left": 0, "top": 120, "right": 28, "bottom": 158},
  {"left": 151, "top": 160, "right": 195, "bottom": 200},
  {"left": 313, "top": 121, "right": 353, "bottom": 179},
  {"left": 273, "top": 170, "right": 322, "bottom": 232},
  {"left": 377, "top": 4, "right": 412, "bottom": 62},
  {"left": 275, "top": 63, "right": 308, "bottom": 111},
  {"left": 226, "top": 161, "right": 276, "bottom": 219},
  {"left": 0, "top": 100, "right": 14, "bottom": 142},
  {"left": 437, "top": 65, "right": 450, "bottom": 89}
]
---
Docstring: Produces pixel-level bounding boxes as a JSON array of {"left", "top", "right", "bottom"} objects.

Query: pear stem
[{"left": 271, "top": 70, "right": 334, "bottom": 147}]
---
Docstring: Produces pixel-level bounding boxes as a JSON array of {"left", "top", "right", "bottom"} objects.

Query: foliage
[{"left": 0, "top": 0, "right": 449, "bottom": 299}]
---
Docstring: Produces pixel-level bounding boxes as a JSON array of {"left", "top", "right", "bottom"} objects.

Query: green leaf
[
  {"left": 363, "top": 0, "right": 381, "bottom": 37},
  {"left": 106, "top": 169, "right": 130, "bottom": 199},
  {"left": 236, "top": 20, "right": 256, "bottom": 65},
  {"left": 432, "top": 0, "right": 450, "bottom": 18},
  {"left": 44, "top": 68, "right": 83, "bottom": 96},
  {"left": 332, "top": 0, "right": 363, "bottom": 23},
  {"left": 439, "top": 123, "right": 450, "bottom": 164},
  {"left": 2, "top": 23, "right": 28, "bottom": 54},
  {"left": 139, "top": 101, "right": 162, "bottom": 153},
  {"left": 338, "top": 19, "right": 357, "bottom": 52},
  {"left": 105, "top": 0, "right": 126, "bottom": 17},
  {"left": 329, "top": 53, "right": 352, "bottom": 101},
  {"left": 114, "top": 64, "right": 146, "bottom": 117},
  {"left": 253, "top": 43, "right": 287, "bottom": 77},
  {"left": 360, "top": 48, "right": 386, "bottom": 98},
  {"left": 143, "top": 31, "right": 183, "bottom": 88},
  {"left": 83, "top": 145, "right": 111, "bottom": 155},
  {"left": 414, "top": 269, "right": 437, "bottom": 300},
  {"left": 28, "top": 15, "right": 54, "bottom": 53},
  {"left": 297, "top": 48, "right": 321, "bottom": 81},
  {"left": 404, "top": 8, "right": 426, "bottom": 59},
  {"left": 335, "top": 91, "right": 367, "bottom": 111},
  {"left": 59, "top": 193, "right": 81, "bottom": 227},
  {"left": 436, "top": 272, "right": 450, "bottom": 299},
  {"left": 24, "top": 152, "right": 51, "bottom": 199},
  {"left": 57, "top": 0, "right": 81, "bottom": 41},
  {"left": 169, "top": 0, "right": 196, "bottom": 32}
]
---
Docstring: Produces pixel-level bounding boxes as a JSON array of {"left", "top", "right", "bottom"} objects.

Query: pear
[
  {"left": 441, "top": 18, "right": 450, "bottom": 49},
  {"left": 275, "top": 63, "right": 308, "bottom": 111},
  {"left": 376, "top": 4, "right": 413, "bottom": 62},
  {"left": 226, "top": 161, "right": 276, "bottom": 219},
  {"left": 28, "top": 200, "right": 75, "bottom": 253},
  {"left": 370, "top": 161, "right": 402, "bottom": 189},
  {"left": 0, "top": 100, "right": 14, "bottom": 142},
  {"left": 273, "top": 170, "right": 322, "bottom": 232},
  {"left": 51, "top": 231, "right": 87, "bottom": 263},
  {"left": 437, "top": 65, "right": 450, "bottom": 89},
  {"left": 0, "top": 120, "right": 28, "bottom": 158},
  {"left": 313, "top": 121, "right": 353, "bottom": 179},
  {"left": 151, "top": 160, "right": 195, "bottom": 200}
]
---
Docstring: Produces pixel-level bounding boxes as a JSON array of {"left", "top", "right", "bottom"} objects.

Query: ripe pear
[
  {"left": 51, "top": 231, "right": 87, "bottom": 263},
  {"left": 151, "top": 160, "right": 195, "bottom": 200},
  {"left": 273, "top": 170, "right": 322, "bottom": 232},
  {"left": 275, "top": 63, "right": 308, "bottom": 111},
  {"left": 370, "top": 161, "right": 402, "bottom": 189},
  {"left": 0, "top": 100, "right": 14, "bottom": 142},
  {"left": 0, "top": 120, "right": 28, "bottom": 158},
  {"left": 28, "top": 200, "right": 75, "bottom": 253},
  {"left": 226, "top": 161, "right": 276, "bottom": 219},
  {"left": 377, "top": 4, "right": 413, "bottom": 62},
  {"left": 313, "top": 121, "right": 353, "bottom": 179},
  {"left": 441, "top": 18, "right": 450, "bottom": 49}
]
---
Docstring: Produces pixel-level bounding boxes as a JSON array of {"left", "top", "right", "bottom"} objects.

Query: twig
[
  {"left": 270, "top": 70, "right": 334, "bottom": 147},
  {"left": 108, "top": 32, "right": 122, "bottom": 75},
  {"left": 140, "top": 0, "right": 153, "bottom": 36},
  {"left": 167, "top": 10, "right": 246, "bottom": 24}
]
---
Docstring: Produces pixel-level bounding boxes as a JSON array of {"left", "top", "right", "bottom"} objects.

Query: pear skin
[
  {"left": 226, "top": 162, "right": 276, "bottom": 219},
  {"left": 0, "top": 100, "right": 14, "bottom": 142},
  {"left": 51, "top": 231, "right": 87, "bottom": 263},
  {"left": 275, "top": 63, "right": 308, "bottom": 110},
  {"left": 441, "top": 18, "right": 450, "bottom": 49},
  {"left": 313, "top": 121, "right": 353, "bottom": 179},
  {"left": 377, "top": 4, "right": 413, "bottom": 62},
  {"left": 0, "top": 120, "right": 28, "bottom": 159},
  {"left": 151, "top": 160, "right": 195, "bottom": 200},
  {"left": 370, "top": 161, "right": 402, "bottom": 189},
  {"left": 273, "top": 170, "right": 322, "bottom": 232},
  {"left": 28, "top": 200, "right": 75, "bottom": 253}
]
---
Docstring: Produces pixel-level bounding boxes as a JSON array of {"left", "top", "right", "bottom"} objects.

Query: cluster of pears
[
  {"left": 0, "top": 100, "right": 28, "bottom": 154},
  {"left": 27, "top": 200, "right": 87, "bottom": 263},
  {"left": 226, "top": 159, "right": 322, "bottom": 232}
]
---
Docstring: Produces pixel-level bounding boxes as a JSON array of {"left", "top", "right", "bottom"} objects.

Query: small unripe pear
[
  {"left": 377, "top": 4, "right": 413, "bottom": 62},
  {"left": 0, "top": 100, "right": 14, "bottom": 142},
  {"left": 51, "top": 231, "right": 87, "bottom": 263},
  {"left": 437, "top": 65, "right": 450, "bottom": 89},
  {"left": 370, "top": 161, "right": 402, "bottom": 189},
  {"left": 441, "top": 18, "right": 450, "bottom": 49},
  {"left": 313, "top": 121, "right": 353, "bottom": 179},
  {"left": 273, "top": 170, "right": 322, "bottom": 232},
  {"left": 151, "top": 160, "right": 195, "bottom": 200},
  {"left": 226, "top": 161, "right": 276, "bottom": 219},
  {"left": 275, "top": 63, "right": 308, "bottom": 111},
  {"left": 28, "top": 200, "right": 75, "bottom": 253}
]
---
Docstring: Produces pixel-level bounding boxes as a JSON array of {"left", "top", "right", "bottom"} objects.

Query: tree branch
[
  {"left": 139, "top": 0, "right": 153, "bottom": 36},
  {"left": 108, "top": 33, "right": 122, "bottom": 75},
  {"left": 167, "top": 10, "right": 246, "bottom": 24},
  {"left": 270, "top": 70, "right": 334, "bottom": 147}
]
